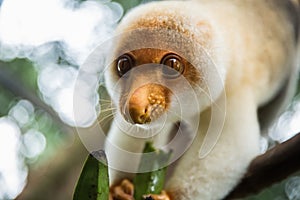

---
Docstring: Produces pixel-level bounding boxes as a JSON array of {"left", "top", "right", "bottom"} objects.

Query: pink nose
[
  {"left": 125, "top": 84, "right": 169, "bottom": 124},
  {"left": 127, "top": 86, "right": 151, "bottom": 124},
  {"left": 128, "top": 104, "right": 151, "bottom": 124}
]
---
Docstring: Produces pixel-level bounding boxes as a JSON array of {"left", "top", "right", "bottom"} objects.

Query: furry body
[{"left": 104, "top": 0, "right": 300, "bottom": 199}]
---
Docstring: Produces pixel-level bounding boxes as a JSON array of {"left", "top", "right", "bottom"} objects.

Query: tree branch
[{"left": 225, "top": 133, "right": 300, "bottom": 199}]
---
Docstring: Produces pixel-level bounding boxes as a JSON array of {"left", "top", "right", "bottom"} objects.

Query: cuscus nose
[
  {"left": 127, "top": 85, "right": 151, "bottom": 124},
  {"left": 125, "top": 84, "right": 170, "bottom": 124}
]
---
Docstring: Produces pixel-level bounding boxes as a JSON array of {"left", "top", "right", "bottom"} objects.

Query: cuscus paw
[
  {"left": 143, "top": 191, "right": 171, "bottom": 200},
  {"left": 110, "top": 179, "right": 134, "bottom": 200},
  {"left": 110, "top": 179, "right": 170, "bottom": 200}
]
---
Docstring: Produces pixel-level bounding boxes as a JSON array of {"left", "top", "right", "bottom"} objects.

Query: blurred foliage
[
  {"left": 0, "top": 59, "right": 37, "bottom": 116},
  {"left": 246, "top": 172, "right": 300, "bottom": 200},
  {"left": 112, "top": 0, "right": 141, "bottom": 13},
  {"left": 112, "top": 0, "right": 160, "bottom": 13},
  {"left": 29, "top": 110, "right": 68, "bottom": 164},
  {"left": 0, "top": 59, "right": 66, "bottom": 164},
  {"left": 1, "top": 59, "right": 38, "bottom": 90},
  {"left": 246, "top": 182, "right": 287, "bottom": 200},
  {"left": 297, "top": 80, "right": 300, "bottom": 95},
  {"left": 75, "top": 0, "right": 144, "bottom": 14},
  {"left": 0, "top": 84, "right": 15, "bottom": 116}
]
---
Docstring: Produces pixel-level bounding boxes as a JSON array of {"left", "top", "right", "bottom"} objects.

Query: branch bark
[{"left": 225, "top": 133, "right": 300, "bottom": 199}]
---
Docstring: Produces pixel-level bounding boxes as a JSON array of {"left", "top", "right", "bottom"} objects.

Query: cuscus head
[{"left": 104, "top": 1, "right": 225, "bottom": 126}]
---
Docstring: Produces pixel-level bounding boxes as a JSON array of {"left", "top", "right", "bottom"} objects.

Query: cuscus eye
[
  {"left": 161, "top": 54, "right": 185, "bottom": 78},
  {"left": 116, "top": 54, "right": 134, "bottom": 77}
]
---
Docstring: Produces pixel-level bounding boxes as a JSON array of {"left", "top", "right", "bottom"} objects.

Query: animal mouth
[{"left": 123, "top": 83, "right": 170, "bottom": 124}]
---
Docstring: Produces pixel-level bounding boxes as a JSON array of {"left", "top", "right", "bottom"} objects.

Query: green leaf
[
  {"left": 133, "top": 142, "right": 172, "bottom": 200},
  {"left": 133, "top": 142, "right": 156, "bottom": 199},
  {"left": 73, "top": 150, "right": 109, "bottom": 200},
  {"left": 147, "top": 150, "right": 171, "bottom": 194}
]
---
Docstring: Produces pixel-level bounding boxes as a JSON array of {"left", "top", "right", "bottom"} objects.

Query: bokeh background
[{"left": 0, "top": 0, "right": 299, "bottom": 199}]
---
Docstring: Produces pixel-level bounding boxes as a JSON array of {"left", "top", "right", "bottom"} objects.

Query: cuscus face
[{"left": 105, "top": 47, "right": 202, "bottom": 127}]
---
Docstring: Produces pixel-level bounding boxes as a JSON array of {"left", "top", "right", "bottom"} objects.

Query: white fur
[{"left": 104, "top": 0, "right": 299, "bottom": 199}]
